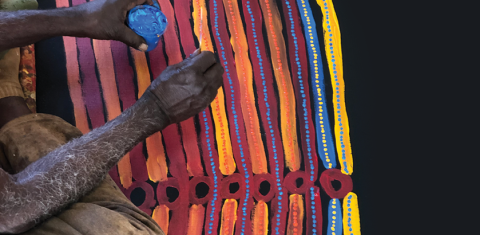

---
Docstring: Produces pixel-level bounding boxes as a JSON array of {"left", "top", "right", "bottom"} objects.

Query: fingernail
[
  {"left": 190, "top": 48, "right": 201, "bottom": 57},
  {"left": 139, "top": 43, "right": 148, "bottom": 52}
]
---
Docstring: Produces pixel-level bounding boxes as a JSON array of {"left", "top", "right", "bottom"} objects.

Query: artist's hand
[
  {"left": 76, "top": 0, "right": 154, "bottom": 51},
  {"left": 146, "top": 50, "right": 224, "bottom": 125}
]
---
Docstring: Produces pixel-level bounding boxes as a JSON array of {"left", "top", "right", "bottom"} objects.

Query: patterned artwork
[
  {"left": 45, "top": 0, "right": 361, "bottom": 234},
  {"left": 19, "top": 44, "right": 37, "bottom": 113}
]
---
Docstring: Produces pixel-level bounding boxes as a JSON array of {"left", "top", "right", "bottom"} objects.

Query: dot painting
[{"left": 53, "top": 0, "right": 361, "bottom": 234}]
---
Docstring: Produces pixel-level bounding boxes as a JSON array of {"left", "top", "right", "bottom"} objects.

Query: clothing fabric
[
  {"left": 0, "top": 48, "right": 24, "bottom": 99},
  {"left": 0, "top": 113, "right": 165, "bottom": 235}
]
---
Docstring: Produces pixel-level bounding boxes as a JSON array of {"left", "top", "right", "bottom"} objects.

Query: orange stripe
[
  {"left": 153, "top": 205, "right": 170, "bottom": 234},
  {"left": 193, "top": 0, "right": 235, "bottom": 175},
  {"left": 219, "top": 199, "right": 238, "bottom": 235},
  {"left": 258, "top": 0, "right": 300, "bottom": 171},
  {"left": 222, "top": 0, "right": 268, "bottom": 174},
  {"left": 130, "top": 49, "right": 168, "bottom": 182},
  {"left": 252, "top": 200, "right": 268, "bottom": 235},
  {"left": 56, "top": 0, "right": 89, "bottom": 134},
  {"left": 287, "top": 194, "right": 305, "bottom": 235},
  {"left": 92, "top": 40, "right": 133, "bottom": 188},
  {"left": 61, "top": 36, "right": 89, "bottom": 134},
  {"left": 187, "top": 205, "right": 206, "bottom": 235}
]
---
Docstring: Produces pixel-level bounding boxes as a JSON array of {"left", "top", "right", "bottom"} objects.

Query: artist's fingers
[
  {"left": 202, "top": 86, "right": 219, "bottom": 108},
  {"left": 190, "top": 49, "right": 201, "bottom": 57},
  {"left": 188, "top": 51, "right": 217, "bottom": 73},
  {"left": 204, "top": 63, "right": 224, "bottom": 89},
  {"left": 126, "top": 0, "right": 152, "bottom": 11},
  {"left": 118, "top": 26, "right": 148, "bottom": 52}
]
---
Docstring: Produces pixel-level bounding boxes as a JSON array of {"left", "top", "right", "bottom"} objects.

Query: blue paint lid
[{"left": 127, "top": 4, "right": 167, "bottom": 52}]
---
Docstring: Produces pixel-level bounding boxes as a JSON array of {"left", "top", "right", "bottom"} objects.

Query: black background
[{"left": 35, "top": 0, "right": 478, "bottom": 234}]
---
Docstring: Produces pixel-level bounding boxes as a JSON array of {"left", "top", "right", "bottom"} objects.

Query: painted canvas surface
[{"left": 40, "top": 0, "right": 362, "bottom": 234}]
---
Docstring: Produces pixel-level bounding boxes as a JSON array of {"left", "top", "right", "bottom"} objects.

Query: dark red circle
[
  {"left": 253, "top": 174, "right": 276, "bottom": 202},
  {"left": 284, "top": 171, "right": 311, "bottom": 194},
  {"left": 319, "top": 169, "right": 353, "bottom": 199},
  {"left": 156, "top": 177, "right": 181, "bottom": 209},
  {"left": 125, "top": 181, "right": 155, "bottom": 213},
  {"left": 189, "top": 176, "right": 213, "bottom": 204},
  {"left": 220, "top": 173, "right": 244, "bottom": 199}
]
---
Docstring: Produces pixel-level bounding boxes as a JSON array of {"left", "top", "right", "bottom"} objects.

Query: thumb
[{"left": 118, "top": 26, "right": 149, "bottom": 52}]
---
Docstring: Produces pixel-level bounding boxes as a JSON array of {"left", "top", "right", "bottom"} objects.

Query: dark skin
[
  {"left": 0, "top": 0, "right": 224, "bottom": 233},
  {"left": 0, "top": 0, "right": 154, "bottom": 52}
]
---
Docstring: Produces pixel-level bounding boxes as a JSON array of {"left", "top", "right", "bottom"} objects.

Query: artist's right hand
[
  {"left": 145, "top": 50, "right": 224, "bottom": 125},
  {"left": 76, "top": 0, "right": 154, "bottom": 51}
]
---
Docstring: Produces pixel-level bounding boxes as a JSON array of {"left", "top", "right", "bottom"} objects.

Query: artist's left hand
[{"left": 75, "top": 0, "right": 154, "bottom": 51}]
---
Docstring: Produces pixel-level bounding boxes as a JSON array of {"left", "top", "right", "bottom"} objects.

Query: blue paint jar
[{"left": 127, "top": 4, "right": 167, "bottom": 52}]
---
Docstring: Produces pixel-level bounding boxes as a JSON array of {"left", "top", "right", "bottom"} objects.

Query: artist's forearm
[
  {"left": 0, "top": 93, "right": 167, "bottom": 233},
  {"left": 0, "top": 7, "right": 88, "bottom": 51}
]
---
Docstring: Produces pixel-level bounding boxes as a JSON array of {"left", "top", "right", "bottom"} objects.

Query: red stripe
[
  {"left": 199, "top": 107, "right": 223, "bottom": 234},
  {"left": 174, "top": 0, "right": 197, "bottom": 55},
  {"left": 280, "top": 0, "right": 319, "bottom": 181},
  {"left": 156, "top": 1, "right": 190, "bottom": 235},
  {"left": 208, "top": 1, "right": 254, "bottom": 234},
  {"left": 76, "top": 37, "right": 105, "bottom": 129}
]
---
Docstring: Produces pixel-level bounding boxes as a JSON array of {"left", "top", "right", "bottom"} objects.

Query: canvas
[{"left": 32, "top": 0, "right": 362, "bottom": 234}]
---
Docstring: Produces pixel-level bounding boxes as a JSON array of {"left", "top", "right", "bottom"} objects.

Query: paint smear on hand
[
  {"left": 252, "top": 200, "right": 268, "bottom": 235},
  {"left": 187, "top": 204, "right": 206, "bottom": 235},
  {"left": 153, "top": 204, "right": 170, "bottom": 234},
  {"left": 219, "top": 199, "right": 238, "bottom": 235},
  {"left": 193, "top": 0, "right": 235, "bottom": 176},
  {"left": 258, "top": 0, "right": 300, "bottom": 171},
  {"left": 317, "top": 0, "right": 353, "bottom": 175},
  {"left": 343, "top": 192, "right": 361, "bottom": 235},
  {"left": 222, "top": 0, "right": 268, "bottom": 174},
  {"left": 287, "top": 194, "right": 304, "bottom": 235}
]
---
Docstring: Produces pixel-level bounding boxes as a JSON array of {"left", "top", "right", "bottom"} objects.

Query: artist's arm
[
  {"left": 0, "top": 0, "right": 154, "bottom": 52},
  {"left": 0, "top": 51, "right": 223, "bottom": 234}
]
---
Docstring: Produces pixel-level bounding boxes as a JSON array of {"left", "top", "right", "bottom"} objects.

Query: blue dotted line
[
  {"left": 213, "top": 1, "right": 251, "bottom": 234},
  {"left": 309, "top": 187, "right": 318, "bottom": 235},
  {"left": 245, "top": 2, "right": 283, "bottom": 234},
  {"left": 285, "top": 0, "right": 315, "bottom": 183},
  {"left": 203, "top": 111, "right": 219, "bottom": 234},
  {"left": 346, "top": 194, "right": 353, "bottom": 234},
  {"left": 296, "top": 0, "right": 337, "bottom": 169},
  {"left": 322, "top": 0, "right": 349, "bottom": 174}
]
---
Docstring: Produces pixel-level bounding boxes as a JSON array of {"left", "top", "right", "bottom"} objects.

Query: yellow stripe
[
  {"left": 192, "top": 0, "right": 236, "bottom": 175},
  {"left": 219, "top": 199, "right": 238, "bottom": 235},
  {"left": 317, "top": 0, "right": 353, "bottom": 174},
  {"left": 343, "top": 192, "right": 361, "bottom": 235}
]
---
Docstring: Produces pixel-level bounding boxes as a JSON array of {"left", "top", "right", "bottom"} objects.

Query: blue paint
[
  {"left": 327, "top": 199, "right": 343, "bottom": 235},
  {"left": 245, "top": 1, "right": 283, "bottom": 233},
  {"left": 295, "top": 0, "right": 336, "bottom": 169},
  {"left": 212, "top": 1, "right": 250, "bottom": 233},
  {"left": 203, "top": 110, "right": 219, "bottom": 233},
  {"left": 127, "top": 5, "right": 167, "bottom": 52},
  {"left": 321, "top": 0, "right": 349, "bottom": 174},
  {"left": 309, "top": 187, "right": 318, "bottom": 235},
  {"left": 285, "top": 0, "right": 315, "bottom": 182}
]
